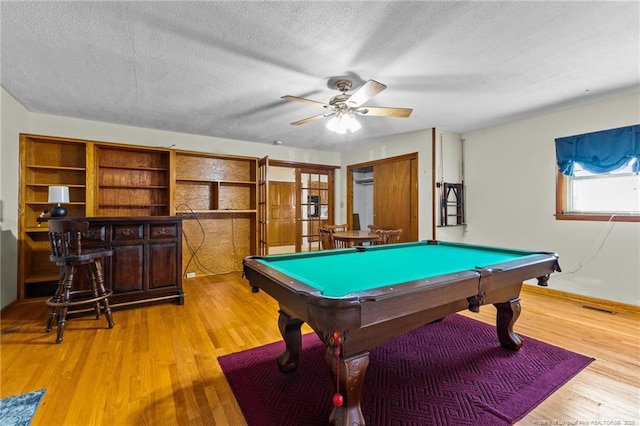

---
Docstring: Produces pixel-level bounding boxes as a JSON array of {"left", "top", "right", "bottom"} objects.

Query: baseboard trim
[
  {"left": 5, "top": 284, "right": 637, "bottom": 315},
  {"left": 522, "top": 284, "right": 639, "bottom": 314}
]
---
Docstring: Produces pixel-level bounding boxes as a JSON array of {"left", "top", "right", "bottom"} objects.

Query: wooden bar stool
[{"left": 45, "top": 219, "right": 115, "bottom": 343}]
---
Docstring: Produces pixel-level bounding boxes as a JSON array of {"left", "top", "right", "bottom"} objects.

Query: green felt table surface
[{"left": 256, "top": 241, "right": 540, "bottom": 297}]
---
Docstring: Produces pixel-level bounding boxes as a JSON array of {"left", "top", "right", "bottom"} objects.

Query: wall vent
[{"left": 581, "top": 305, "right": 617, "bottom": 315}]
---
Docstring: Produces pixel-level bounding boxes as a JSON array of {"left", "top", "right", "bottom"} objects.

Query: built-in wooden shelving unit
[
  {"left": 173, "top": 150, "right": 258, "bottom": 276},
  {"left": 18, "top": 134, "right": 258, "bottom": 303}
]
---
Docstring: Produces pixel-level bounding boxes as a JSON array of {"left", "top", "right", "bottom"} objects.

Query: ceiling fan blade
[
  {"left": 282, "top": 95, "right": 330, "bottom": 108},
  {"left": 346, "top": 80, "right": 387, "bottom": 107},
  {"left": 291, "top": 112, "right": 335, "bottom": 126},
  {"left": 356, "top": 106, "right": 413, "bottom": 118}
]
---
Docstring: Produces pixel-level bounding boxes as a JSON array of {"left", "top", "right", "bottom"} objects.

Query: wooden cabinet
[
  {"left": 18, "top": 134, "right": 259, "bottom": 304},
  {"left": 84, "top": 217, "right": 184, "bottom": 306},
  {"left": 19, "top": 217, "right": 183, "bottom": 306}
]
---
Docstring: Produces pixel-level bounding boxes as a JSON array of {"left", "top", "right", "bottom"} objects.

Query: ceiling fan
[{"left": 281, "top": 79, "right": 412, "bottom": 133}]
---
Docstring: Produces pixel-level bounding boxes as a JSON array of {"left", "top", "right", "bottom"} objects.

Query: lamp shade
[{"left": 48, "top": 186, "right": 70, "bottom": 204}]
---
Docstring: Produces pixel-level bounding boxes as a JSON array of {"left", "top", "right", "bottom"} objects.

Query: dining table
[{"left": 332, "top": 230, "right": 381, "bottom": 247}]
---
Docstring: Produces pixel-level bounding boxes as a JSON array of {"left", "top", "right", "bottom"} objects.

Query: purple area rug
[{"left": 218, "top": 315, "right": 593, "bottom": 425}]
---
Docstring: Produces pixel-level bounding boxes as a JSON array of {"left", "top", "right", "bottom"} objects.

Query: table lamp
[{"left": 48, "top": 186, "right": 70, "bottom": 217}]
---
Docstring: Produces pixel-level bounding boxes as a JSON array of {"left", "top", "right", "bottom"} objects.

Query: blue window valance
[{"left": 555, "top": 124, "right": 640, "bottom": 176}]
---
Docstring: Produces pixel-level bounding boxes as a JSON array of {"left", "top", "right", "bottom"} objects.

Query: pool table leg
[
  {"left": 494, "top": 297, "right": 523, "bottom": 351},
  {"left": 276, "top": 310, "right": 304, "bottom": 374},
  {"left": 325, "top": 349, "right": 370, "bottom": 426}
]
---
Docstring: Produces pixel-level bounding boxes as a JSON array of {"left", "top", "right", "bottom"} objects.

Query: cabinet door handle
[
  {"left": 121, "top": 229, "right": 134, "bottom": 236},
  {"left": 157, "top": 228, "right": 168, "bottom": 235}
]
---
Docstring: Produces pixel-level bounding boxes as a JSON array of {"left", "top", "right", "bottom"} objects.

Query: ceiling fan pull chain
[{"left": 329, "top": 331, "right": 344, "bottom": 407}]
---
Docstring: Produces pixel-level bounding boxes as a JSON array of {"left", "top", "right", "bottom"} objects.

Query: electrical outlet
[{"left": 186, "top": 272, "right": 196, "bottom": 278}]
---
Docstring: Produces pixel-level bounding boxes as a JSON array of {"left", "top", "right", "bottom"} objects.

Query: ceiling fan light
[
  {"left": 326, "top": 112, "right": 361, "bottom": 134},
  {"left": 346, "top": 114, "right": 361, "bottom": 132},
  {"left": 326, "top": 115, "right": 341, "bottom": 133}
]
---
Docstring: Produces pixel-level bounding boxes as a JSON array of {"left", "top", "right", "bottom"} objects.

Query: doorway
[
  {"left": 297, "top": 168, "right": 332, "bottom": 252},
  {"left": 268, "top": 169, "right": 296, "bottom": 249},
  {"left": 260, "top": 160, "right": 337, "bottom": 255},
  {"left": 347, "top": 152, "right": 419, "bottom": 242}
]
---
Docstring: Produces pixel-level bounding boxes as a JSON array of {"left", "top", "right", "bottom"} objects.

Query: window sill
[{"left": 555, "top": 213, "right": 640, "bottom": 222}]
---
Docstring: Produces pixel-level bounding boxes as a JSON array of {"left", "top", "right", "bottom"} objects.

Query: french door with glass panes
[{"left": 296, "top": 168, "right": 334, "bottom": 252}]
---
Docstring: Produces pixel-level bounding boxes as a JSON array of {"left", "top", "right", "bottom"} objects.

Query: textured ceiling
[{"left": 1, "top": 1, "right": 639, "bottom": 152}]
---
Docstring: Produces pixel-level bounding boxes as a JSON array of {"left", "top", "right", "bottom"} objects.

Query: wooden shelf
[
  {"left": 24, "top": 273, "right": 60, "bottom": 284},
  {"left": 95, "top": 144, "right": 170, "bottom": 216},
  {"left": 20, "top": 135, "right": 88, "bottom": 242},
  {"left": 26, "top": 201, "right": 86, "bottom": 206},
  {"left": 176, "top": 209, "right": 257, "bottom": 214},
  {"left": 23, "top": 137, "right": 86, "bottom": 169},
  {"left": 174, "top": 150, "right": 258, "bottom": 275},
  {"left": 98, "top": 185, "right": 168, "bottom": 189},
  {"left": 174, "top": 169, "right": 256, "bottom": 211},
  {"left": 175, "top": 151, "right": 257, "bottom": 182},
  {"left": 176, "top": 178, "right": 256, "bottom": 185},
  {"left": 26, "top": 183, "right": 86, "bottom": 188},
  {"left": 98, "top": 165, "right": 168, "bottom": 171},
  {"left": 26, "top": 165, "right": 86, "bottom": 171},
  {"left": 99, "top": 203, "right": 168, "bottom": 207}
]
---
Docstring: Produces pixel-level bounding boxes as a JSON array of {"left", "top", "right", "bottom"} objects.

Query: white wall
[
  {"left": 269, "top": 166, "right": 295, "bottom": 182},
  {"left": 462, "top": 92, "right": 640, "bottom": 305},
  {"left": 340, "top": 129, "right": 434, "bottom": 240},
  {"left": 1, "top": 89, "right": 29, "bottom": 308}
]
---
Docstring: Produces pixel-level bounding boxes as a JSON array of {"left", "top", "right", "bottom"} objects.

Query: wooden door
[
  {"left": 268, "top": 182, "right": 296, "bottom": 246},
  {"left": 373, "top": 160, "right": 412, "bottom": 242}
]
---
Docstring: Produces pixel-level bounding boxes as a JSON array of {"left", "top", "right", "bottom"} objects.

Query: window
[
  {"left": 555, "top": 125, "right": 639, "bottom": 222},
  {"left": 566, "top": 159, "right": 639, "bottom": 211}
]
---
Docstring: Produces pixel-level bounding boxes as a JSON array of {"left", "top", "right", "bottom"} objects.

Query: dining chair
[
  {"left": 373, "top": 228, "right": 403, "bottom": 245},
  {"left": 324, "top": 224, "right": 348, "bottom": 232},
  {"left": 318, "top": 228, "right": 335, "bottom": 250},
  {"left": 332, "top": 236, "right": 350, "bottom": 249}
]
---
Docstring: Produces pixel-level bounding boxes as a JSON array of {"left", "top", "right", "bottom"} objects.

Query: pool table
[{"left": 243, "top": 240, "right": 561, "bottom": 426}]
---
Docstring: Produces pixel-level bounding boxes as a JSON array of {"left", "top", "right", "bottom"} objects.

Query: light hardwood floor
[{"left": 2, "top": 273, "right": 638, "bottom": 425}]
